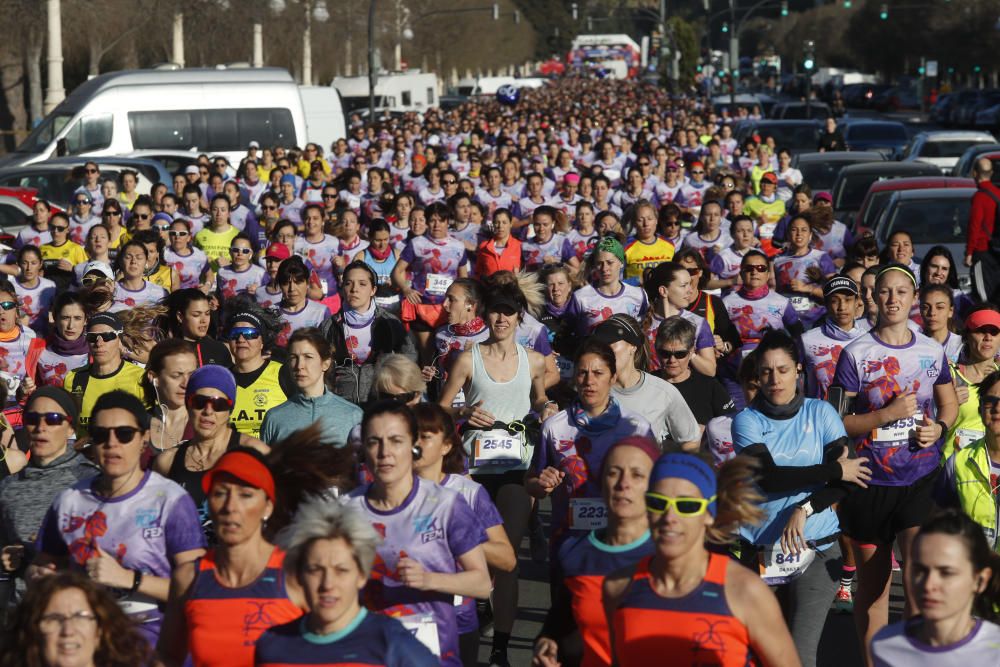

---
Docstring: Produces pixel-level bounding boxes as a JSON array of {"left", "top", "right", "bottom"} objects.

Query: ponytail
[{"left": 707, "top": 455, "right": 765, "bottom": 545}]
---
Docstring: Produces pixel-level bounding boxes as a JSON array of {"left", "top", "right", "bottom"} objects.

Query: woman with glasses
[
  {"left": 341, "top": 400, "right": 491, "bottom": 665},
  {"left": 0, "top": 570, "right": 149, "bottom": 667},
  {"left": 260, "top": 328, "right": 362, "bottom": 446},
  {"left": 0, "top": 277, "right": 36, "bottom": 403},
  {"left": 603, "top": 452, "right": 799, "bottom": 667},
  {"left": 832, "top": 263, "right": 959, "bottom": 665},
  {"left": 68, "top": 189, "right": 100, "bottom": 246},
  {"left": 642, "top": 261, "right": 718, "bottom": 376},
  {"left": 33, "top": 391, "right": 206, "bottom": 649},
  {"left": 275, "top": 256, "right": 330, "bottom": 347},
  {"left": 256, "top": 192, "right": 282, "bottom": 238},
  {"left": 163, "top": 220, "right": 208, "bottom": 291},
  {"left": 154, "top": 364, "right": 267, "bottom": 533},
  {"left": 63, "top": 312, "right": 145, "bottom": 439},
  {"left": 0, "top": 388, "right": 94, "bottom": 603},
  {"left": 39, "top": 212, "right": 87, "bottom": 291},
  {"left": 110, "top": 240, "right": 168, "bottom": 311},
  {"left": 13, "top": 246, "right": 56, "bottom": 334},
  {"left": 215, "top": 233, "right": 264, "bottom": 301},
  {"left": 722, "top": 250, "right": 801, "bottom": 409},
  {"left": 567, "top": 236, "right": 648, "bottom": 337},
  {"left": 223, "top": 296, "right": 286, "bottom": 439},
  {"left": 732, "top": 330, "right": 869, "bottom": 667},
  {"left": 98, "top": 200, "right": 127, "bottom": 260},
  {"left": 14, "top": 200, "right": 52, "bottom": 251},
  {"left": 533, "top": 437, "right": 657, "bottom": 667},
  {"left": 31, "top": 293, "right": 88, "bottom": 390}
]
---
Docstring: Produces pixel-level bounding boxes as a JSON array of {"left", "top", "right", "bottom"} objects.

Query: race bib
[
  {"left": 319, "top": 278, "right": 330, "bottom": 294},
  {"left": 954, "top": 428, "right": 984, "bottom": 450},
  {"left": 789, "top": 295, "right": 812, "bottom": 313},
  {"left": 758, "top": 544, "right": 816, "bottom": 585},
  {"left": 0, "top": 371, "right": 20, "bottom": 395},
  {"left": 473, "top": 429, "right": 525, "bottom": 468},
  {"left": 570, "top": 497, "right": 608, "bottom": 531},
  {"left": 758, "top": 222, "right": 777, "bottom": 239},
  {"left": 399, "top": 614, "right": 441, "bottom": 657},
  {"left": 374, "top": 295, "right": 400, "bottom": 309},
  {"left": 556, "top": 355, "right": 574, "bottom": 381},
  {"left": 872, "top": 413, "right": 923, "bottom": 444},
  {"left": 425, "top": 273, "right": 453, "bottom": 296}
]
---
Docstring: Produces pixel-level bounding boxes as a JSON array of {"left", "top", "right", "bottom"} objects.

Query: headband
[
  {"left": 650, "top": 453, "right": 718, "bottom": 517},
  {"left": 230, "top": 312, "right": 264, "bottom": 331},
  {"left": 876, "top": 263, "right": 917, "bottom": 288},
  {"left": 596, "top": 236, "right": 625, "bottom": 265}
]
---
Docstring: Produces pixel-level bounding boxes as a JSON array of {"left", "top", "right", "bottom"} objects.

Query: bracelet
[
  {"left": 936, "top": 420, "right": 948, "bottom": 436},
  {"left": 130, "top": 570, "right": 143, "bottom": 595}
]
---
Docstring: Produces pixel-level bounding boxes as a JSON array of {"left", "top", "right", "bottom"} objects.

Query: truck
[
  {"left": 567, "top": 34, "right": 641, "bottom": 79},
  {"left": 298, "top": 86, "right": 347, "bottom": 153},
  {"left": 332, "top": 71, "right": 441, "bottom": 116}
]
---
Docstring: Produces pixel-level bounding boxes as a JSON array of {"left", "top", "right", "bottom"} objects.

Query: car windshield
[
  {"left": 15, "top": 113, "right": 73, "bottom": 153},
  {"left": 798, "top": 161, "right": 854, "bottom": 192},
  {"left": 860, "top": 191, "right": 894, "bottom": 230},
  {"left": 757, "top": 126, "right": 819, "bottom": 152},
  {"left": 837, "top": 175, "right": 883, "bottom": 210},
  {"left": 883, "top": 198, "right": 971, "bottom": 244},
  {"left": 922, "top": 140, "right": 990, "bottom": 158},
  {"left": 847, "top": 124, "right": 907, "bottom": 141}
]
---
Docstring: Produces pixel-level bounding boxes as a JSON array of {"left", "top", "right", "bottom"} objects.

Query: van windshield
[{"left": 16, "top": 113, "right": 74, "bottom": 153}]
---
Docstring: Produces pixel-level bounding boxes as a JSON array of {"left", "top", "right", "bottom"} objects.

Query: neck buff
[
  {"left": 345, "top": 300, "right": 376, "bottom": 327},
  {"left": 751, "top": 390, "right": 805, "bottom": 421},
  {"left": 570, "top": 397, "right": 622, "bottom": 433},
  {"left": 452, "top": 317, "right": 485, "bottom": 337},
  {"left": 0, "top": 327, "right": 19, "bottom": 343},
  {"left": 46, "top": 330, "right": 89, "bottom": 356},
  {"left": 739, "top": 285, "right": 770, "bottom": 299},
  {"left": 368, "top": 244, "right": 393, "bottom": 261}
]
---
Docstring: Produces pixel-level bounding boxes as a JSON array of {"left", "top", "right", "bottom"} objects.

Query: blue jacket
[{"left": 259, "top": 389, "right": 362, "bottom": 448}]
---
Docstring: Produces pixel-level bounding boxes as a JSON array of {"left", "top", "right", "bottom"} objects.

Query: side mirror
[{"left": 55, "top": 138, "right": 67, "bottom": 157}]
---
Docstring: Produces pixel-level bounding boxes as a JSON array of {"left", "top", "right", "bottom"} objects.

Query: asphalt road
[{"left": 476, "top": 500, "right": 905, "bottom": 667}]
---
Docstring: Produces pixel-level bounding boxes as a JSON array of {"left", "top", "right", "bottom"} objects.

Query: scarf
[
  {"left": 452, "top": 317, "right": 485, "bottom": 337},
  {"left": 546, "top": 301, "right": 568, "bottom": 318},
  {"left": 46, "top": 331, "right": 89, "bottom": 356},
  {"left": 820, "top": 317, "right": 864, "bottom": 342},
  {"left": 751, "top": 391, "right": 805, "bottom": 421},
  {"left": 345, "top": 301, "right": 376, "bottom": 327},
  {"left": 368, "top": 244, "right": 393, "bottom": 261},
  {"left": 739, "top": 285, "right": 770, "bottom": 300},
  {"left": 570, "top": 397, "right": 622, "bottom": 433}
]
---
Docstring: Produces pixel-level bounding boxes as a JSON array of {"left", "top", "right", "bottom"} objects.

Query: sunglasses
[
  {"left": 168, "top": 230, "right": 189, "bottom": 237},
  {"left": 687, "top": 267, "right": 702, "bottom": 276},
  {"left": 81, "top": 276, "right": 110, "bottom": 286},
  {"left": 90, "top": 425, "right": 140, "bottom": 445},
  {"left": 742, "top": 264, "right": 768, "bottom": 274},
  {"left": 322, "top": 194, "right": 338, "bottom": 199},
  {"left": 443, "top": 179, "right": 457, "bottom": 185},
  {"left": 86, "top": 331, "right": 119, "bottom": 344},
  {"left": 23, "top": 411, "right": 71, "bottom": 427},
  {"left": 261, "top": 205, "right": 278, "bottom": 210},
  {"left": 645, "top": 492, "right": 716, "bottom": 516},
  {"left": 691, "top": 170, "right": 705, "bottom": 175},
  {"left": 378, "top": 390, "right": 418, "bottom": 403},
  {"left": 657, "top": 348, "right": 690, "bottom": 360},
  {"left": 75, "top": 199, "right": 90, "bottom": 206},
  {"left": 49, "top": 225, "right": 68, "bottom": 233},
  {"left": 0, "top": 301, "right": 16, "bottom": 311},
  {"left": 186, "top": 394, "right": 234, "bottom": 412},
  {"left": 135, "top": 213, "right": 150, "bottom": 220},
  {"left": 227, "top": 326, "right": 261, "bottom": 341},
  {"left": 156, "top": 223, "right": 172, "bottom": 231},
  {"left": 85, "top": 168, "right": 98, "bottom": 174},
  {"left": 104, "top": 211, "right": 122, "bottom": 217},
  {"left": 230, "top": 247, "right": 252, "bottom": 255}
]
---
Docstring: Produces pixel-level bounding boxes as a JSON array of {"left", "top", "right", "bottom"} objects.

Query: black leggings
[
  {"left": 472, "top": 469, "right": 532, "bottom": 635},
  {"left": 459, "top": 629, "right": 480, "bottom": 666}
]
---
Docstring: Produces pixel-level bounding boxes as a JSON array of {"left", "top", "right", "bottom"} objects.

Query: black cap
[
  {"left": 823, "top": 276, "right": 861, "bottom": 299},
  {"left": 26, "top": 386, "right": 79, "bottom": 424},
  {"left": 87, "top": 312, "right": 123, "bottom": 333},
  {"left": 592, "top": 315, "right": 644, "bottom": 347}
]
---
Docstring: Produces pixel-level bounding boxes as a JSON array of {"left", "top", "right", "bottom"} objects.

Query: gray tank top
[{"left": 464, "top": 343, "right": 533, "bottom": 473}]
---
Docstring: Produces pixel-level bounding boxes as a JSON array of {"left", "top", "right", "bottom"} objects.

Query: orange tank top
[
  {"left": 613, "top": 552, "right": 752, "bottom": 667},
  {"left": 185, "top": 547, "right": 303, "bottom": 667}
]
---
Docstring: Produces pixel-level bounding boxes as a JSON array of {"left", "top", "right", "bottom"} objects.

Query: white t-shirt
[{"left": 872, "top": 618, "right": 1000, "bottom": 667}]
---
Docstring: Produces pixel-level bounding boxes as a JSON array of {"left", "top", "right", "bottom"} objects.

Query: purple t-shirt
[
  {"left": 37, "top": 470, "right": 205, "bottom": 644},
  {"left": 832, "top": 330, "right": 952, "bottom": 486},
  {"left": 399, "top": 236, "right": 469, "bottom": 305},
  {"left": 343, "top": 476, "right": 486, "bottom": 667},
  {"left": 773, "top": 249, "right": 837, "bottom": 328}
]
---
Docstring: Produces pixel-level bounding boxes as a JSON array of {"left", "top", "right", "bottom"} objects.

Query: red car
[{"left": 853, "top": 176, "right": 975, "bottom": 237}]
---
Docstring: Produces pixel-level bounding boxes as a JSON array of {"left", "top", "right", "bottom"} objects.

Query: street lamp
[
  {"left": 44, "top": 0, "right": 64, "bottom": 114},
  {"left": 252, "top": 0, "right": 289, "bottom": 68},
  {"left": 303, "top": 0, "right": 329, "bottom": 85}
]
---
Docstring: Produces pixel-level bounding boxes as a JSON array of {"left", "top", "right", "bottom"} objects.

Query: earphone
[{"left": 412, "top": 444, "right": 423, "bottom": 460}]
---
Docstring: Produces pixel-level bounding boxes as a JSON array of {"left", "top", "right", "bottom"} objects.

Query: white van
[
  {"left": 333, "top": 71, "right": 440, "bottom": 116},
  {"left": 3, "top": 67, "right": 311, "bottom": 168},
  {"left": 299, "top": 86, "right": 348, "bottom": 153}
]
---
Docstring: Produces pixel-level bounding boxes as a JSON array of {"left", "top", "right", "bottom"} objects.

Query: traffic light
[
  {"left": 879, "top": 4, "right": 888, "bottom": 20},
  {"left": 721, "top": 21, "right": 729, "bottom": 33},
  {"left": 975, "top": 65, "right": 982, "bottom": 73},
  {"left": 781, "top": 1, "right": 788, "bottom": 16},
  {"left": 843, "top": 0, "right": 852, "bottom": 7},
  {"left": 803, "top": 40, "right": 816, "bottom": 72}
]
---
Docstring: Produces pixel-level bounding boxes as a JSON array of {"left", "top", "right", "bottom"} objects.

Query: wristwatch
[{"left": 799, "top": 501, "right": 815, "bottom": 518}]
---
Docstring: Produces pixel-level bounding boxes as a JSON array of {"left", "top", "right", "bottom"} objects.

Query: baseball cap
[
  {"left": 265, "top": 242, "right": 291, "bottom": 261},
  {"left": 965, "top": 309, "right": 1000, "bottom": 331},
  {"left": 184, "top": 165, "right": 200, "bottom": 176},
  {"left": 87, "top": 311, "right": 123, "bottom": 333},
  {"left": 592, "top": 314, "right": 644, "bottom": 348},
  {"left": 813, "top": 191, "right": 833, "bottom": 204},
  {"left": 823, "top": 276, "right": 860, "bottom": 299},
  {"left": 201, "top": 450, "right": 275, "bottom": 502},
  {"left": 82, "top": 261, "right": 114, "bottom": 281},
  {"left": 280, "top": 174, "right": 297, "bottom": 186},
  {"left": 760, "top": 172, "right": 778, "bottom": 185},
  {"left": 248, "top": 140, "right": 260, "bottom": 149}
]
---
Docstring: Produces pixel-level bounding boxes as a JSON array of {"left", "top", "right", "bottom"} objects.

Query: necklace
[{"left": 186, "top": 439, "right": 223, "bottom": 472}]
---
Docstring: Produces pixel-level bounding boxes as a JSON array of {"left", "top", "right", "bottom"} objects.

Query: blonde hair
[
  {"left": 482, "top": 270, "right": 545, "bottom": 318},
  {"left": 374, "top": 353, "right": 427, "bottom": 395},
  {"left": 118, "top": 304, "right": 167, "bottom": 360},
  {"left": 706, "top": 455, "right": 765, "bottom": 545}
]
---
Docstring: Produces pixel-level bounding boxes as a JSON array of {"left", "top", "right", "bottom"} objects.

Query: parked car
[
  {"left": 900, "top": 131, "right": 997, "bottom": 174},
  {"left": 0, "top": 157, "right": 170, "bottom": 209},
  {"left": 124, "top": 150, "right": 201, "bottom": 176},
  {"left": 974, "top": 101, "right": 1000, "bottom": 133},
  {"left": 947, "top": 89, "right": 986, "bottom": 127},
  {"left": 733, "top": 119, "right": 822, "bottom": 153},
  {"left": 791, "top": 151, "right": 884, "bottom": 194},
  {"left": 0, "top": 186, "right": 53, "bottom": 242},
  {"left": 872, "top": 86, "right": 921, "bottom": 112},
  {"left": 768, "top": 101, "right": 832, "bottom": 119},
  {"left": 871, "top": 187, "right": 975, "bottom": 288},
  {"left": 840, "top": 120, "right": 908, "bottom": 156},
  {"left": 842, "top": 83, "right": 892, "bottom": 109},
  {"left": 952, "top": 89, "right": 1000, "bottom": 128},
  {"left": 853, "top": 176, "right": 975, "bottom": 237},
  {"left": 930, "top": 93, "right": 956, "bottom": 125},
  {"left": 952, "top": 143, "right": 1000, "bottom": 178},
  {"left": 831, "top": 161, "right": 942, "bottom": 225}
]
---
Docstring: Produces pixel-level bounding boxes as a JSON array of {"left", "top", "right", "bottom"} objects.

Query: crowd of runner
[{"left": 0, "top": 77, "right": 997, "bottom": 667}]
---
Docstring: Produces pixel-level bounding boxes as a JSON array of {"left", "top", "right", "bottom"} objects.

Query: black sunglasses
[
  {"left": 657, "top": 348, "right": 690, "bottom": 360},
  {"left": 50, "top": 225, "right": 68, "bottom": 233},
  {"left": 378, "top": 390, "right": 418, "bottom": 403},
  {"left": 0, "top": 301, "right": 16, "bottom": 311},
  {"left": 24, "top": 411, "right": 71, "bottom": 427},
  {"left": 86, "top": 331, "right": 119, "bottom": 344},
  {"left": 90, "top": 426, "right": 140, "bottom": 445},
  {"left": 186, "top": 394, "right": 234, "bottom": 412}
]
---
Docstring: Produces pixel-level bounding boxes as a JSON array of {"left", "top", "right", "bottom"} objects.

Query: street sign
[{"left": 926, "top": 60, "right": 938, "bottom": 77}]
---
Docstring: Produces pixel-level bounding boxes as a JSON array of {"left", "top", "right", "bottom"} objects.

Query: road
[{"left": 477, "top": 500, "right": 905, "bottom": 667}]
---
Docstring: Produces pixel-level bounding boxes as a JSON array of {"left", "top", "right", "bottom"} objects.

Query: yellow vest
[
  {"left": 951, "top": 439, "right": 999, "bottom": 551},
  {"left": 944, "top": 362, "right": 998, "bottom": 461},
  {"left": 40, "top": 241, "right": 88, "bottom": 266},
  {"left": 147, "top": 263, "right": 173, "bottom": 291},
  {"left": 230, "top": 360, "right": 286, "bottom": 438},
  {"left": 64, "top": 361, "right": 147, "bottom": 438},
  {"left": 194, "top": 226, "right": 240, "bottom": 265}
]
